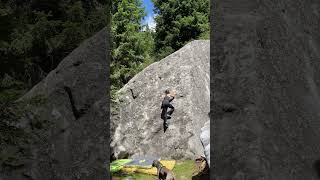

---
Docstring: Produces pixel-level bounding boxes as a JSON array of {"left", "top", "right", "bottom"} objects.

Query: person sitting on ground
[
  {"left": 161, "top": 89, "right": 176, "bottom": 128},
  {"left": 152, "top": 160, "right": 175, "bottom": 180}
]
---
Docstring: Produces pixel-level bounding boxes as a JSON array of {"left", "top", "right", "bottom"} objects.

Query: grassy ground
[{"left": 112, "top": 160, "right": 195, "bottom": 180}]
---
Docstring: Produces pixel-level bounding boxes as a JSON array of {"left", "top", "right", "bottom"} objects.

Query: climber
[{"left": 161, "top": 89, "right": 176, "bottom": 129}]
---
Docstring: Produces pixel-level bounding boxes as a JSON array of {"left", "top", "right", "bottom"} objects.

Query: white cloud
[{"left": 143, "top": 14, "right": 156, "bottom": 31}]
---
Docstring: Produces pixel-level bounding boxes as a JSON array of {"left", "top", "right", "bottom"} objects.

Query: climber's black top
[{"left": 162, "top": 95, "right": 174, "bottom": 107}]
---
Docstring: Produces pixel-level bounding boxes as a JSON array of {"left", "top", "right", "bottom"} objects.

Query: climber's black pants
[{"left": 161, "top": 104, "right": 174, "bottom": 122}]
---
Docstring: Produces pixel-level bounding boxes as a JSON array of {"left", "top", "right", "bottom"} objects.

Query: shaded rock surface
[
  {"left": 1, "top": 28, "right": 108, "bottom": 180},
  {"left": 211, "top": 0, "right": 320, "bottom": 179},
  {"left": 111, "top": 40, "right": 210, "bottom": 160}
]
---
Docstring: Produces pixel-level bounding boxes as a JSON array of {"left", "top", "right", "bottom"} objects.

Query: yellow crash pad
[{"left": 121, "top": 160, "right": 176, "bottom": 175}]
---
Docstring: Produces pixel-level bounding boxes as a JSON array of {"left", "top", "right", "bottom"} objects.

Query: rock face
[
  {"left": 211, "top": 0, "right": 320, "bottom": 179},
  {"left": 1, "top": 28, "right": 108, "bottom": 180},
  {"left": 111, "top": 40, "right": 210, "bottom": 160},
  {"left": 200, "top": 121, "right": 210, "bottom": 166}
]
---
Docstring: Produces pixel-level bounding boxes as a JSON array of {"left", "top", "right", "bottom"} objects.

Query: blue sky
[{"left": 141, "top": 0, "right": 156, "bottom": 30}]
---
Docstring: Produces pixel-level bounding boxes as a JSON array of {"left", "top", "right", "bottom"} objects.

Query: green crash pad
[
  {"left": 110, "top": 159, "right": 132, "bottom": 173},
  {"left": 110, "top": 156, "right": 160, "bottom": 174}
]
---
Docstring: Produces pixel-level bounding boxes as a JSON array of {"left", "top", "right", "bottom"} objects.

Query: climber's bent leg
[
  {"left": 167, "top": 104, "right": 174, "bottom": 116},
  {"left": 161, "top": 107, "right": 167, "bottom": 120}
]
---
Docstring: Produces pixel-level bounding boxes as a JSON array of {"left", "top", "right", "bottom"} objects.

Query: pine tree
[
  {"left": 153, "top": 0, "right": 209, "bottom": 59},
  {"left": 111, "top": 0, "right": 154, "bottom": 93},
  {"left": 0, "top": 0, "right": 108, "bottom": 102}
]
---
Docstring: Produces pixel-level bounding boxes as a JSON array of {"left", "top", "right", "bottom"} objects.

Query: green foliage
[
  {"left": 111, "top": 0, "right": 155, "bottom": 96},
  {"left": 0, "top": 1, "right": 108, "bottom": 101},
  {"left": 198, "top": 30, "right": 210, "bottom": 40},
  {"left": 0, "top": 74, "right": 27, "bottom": 102},
  {"left": 0, "top": 89, "right": 25, "bottom": 102},
  {"left": 152, "top": 0, "right": 209, "bottom": 59}
]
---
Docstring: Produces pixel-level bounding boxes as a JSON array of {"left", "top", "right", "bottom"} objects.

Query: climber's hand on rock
[{"left": 170, "top": 90, "right": 177, "bottom": 97}]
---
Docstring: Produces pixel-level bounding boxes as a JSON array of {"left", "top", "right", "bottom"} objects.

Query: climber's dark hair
[{"left": 164, "top": 89, "right": 170, "bottom": 94}]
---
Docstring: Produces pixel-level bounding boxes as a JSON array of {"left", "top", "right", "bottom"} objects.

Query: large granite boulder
[
  {"left": 211, "top": 0, "right": 320, "bottom": 179},
  {"left": 0, "top": 28, "right": 108, "bottom": 180},
  {"left": 111, "top": 40, "right": 210, "bottom": 160}
]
